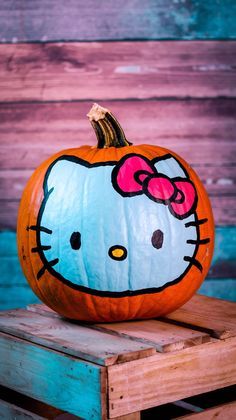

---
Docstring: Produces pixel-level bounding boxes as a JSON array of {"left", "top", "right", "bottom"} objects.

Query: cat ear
[
  {"left": 45, "top": 159, "right": 79, "bottom": 192},
  {"left": 154, "top": 156, "right": 187, "bottom": 178}
]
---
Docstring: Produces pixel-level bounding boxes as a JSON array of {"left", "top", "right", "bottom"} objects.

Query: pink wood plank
[{"left": 0, "top": 41, "right": 235, "bottom": 101}]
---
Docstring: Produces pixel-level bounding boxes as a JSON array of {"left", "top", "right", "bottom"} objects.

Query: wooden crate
[{"left": 0, "top": 294, "right": 235, "bottom": 419}]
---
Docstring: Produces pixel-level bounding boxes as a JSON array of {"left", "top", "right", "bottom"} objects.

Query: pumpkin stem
[{"left": 87, "top": 103, "right": 131, "bottom": 148}]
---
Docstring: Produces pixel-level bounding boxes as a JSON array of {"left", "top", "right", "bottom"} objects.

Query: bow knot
[{"left": 113, "top": 155, "right": 197, "bottom": 219}]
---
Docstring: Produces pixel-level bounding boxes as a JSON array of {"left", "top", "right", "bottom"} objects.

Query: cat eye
[
  {"left": 151, "top": 229, "right": 164, "bottom": 249},
  {"left": 70, "top": 232, "right": 81, "bottom": 250}
]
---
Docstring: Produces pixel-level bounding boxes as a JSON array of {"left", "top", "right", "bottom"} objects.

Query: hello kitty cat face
[{"left": 31, "top": 154, "right": 203, "bottom": 296}]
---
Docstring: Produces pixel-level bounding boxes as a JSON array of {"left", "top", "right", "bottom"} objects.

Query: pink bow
[{"left": 112, "top": 155, "right": 197, "bottom": 219}]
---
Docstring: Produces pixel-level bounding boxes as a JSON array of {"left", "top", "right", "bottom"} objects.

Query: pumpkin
[{"left": 17, "top": 104, "right": 214, "bottom": 322}]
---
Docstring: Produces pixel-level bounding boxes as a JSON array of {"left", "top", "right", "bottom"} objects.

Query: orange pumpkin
[{"left": 17, "top": 104, "right": 214, "bottom": 322}]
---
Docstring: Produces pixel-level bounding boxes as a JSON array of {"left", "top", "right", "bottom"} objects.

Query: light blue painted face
[{"left": 36, "top": 154, "right": 199, "bottom": 296}]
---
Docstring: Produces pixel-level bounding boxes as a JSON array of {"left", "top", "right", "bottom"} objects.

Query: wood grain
[
  {"left": 165, "top": 294, "right": 236, "bottom": 339},
  {"left": 0, "top": 0, "right": 235, "bottom": 42},
  {"left": 1, "top": 100, "right": 235, "bottom": 167},
  {"left": 95, "top": 320, "right": 210, "bottom": 352},
  {"left": 0, "top": 42, "right": 236, "bottom": 102},
  {"left": 1, "top": 99, "right": 235, "bottom": 228},
  {"left": 179, "top": 401, "right": 236, "bottom": 419},
  {"left": 0, "top": 309, "right": 155, "bottom": 366},
  {"left": 0, "top": 332, "right": 106, "bottom": 419},
  {"left": 107, "top": 337, "right": 236, "bottom": 418},
  {"left": 26, "top": 303, "right": 211, "bottom": 352}
]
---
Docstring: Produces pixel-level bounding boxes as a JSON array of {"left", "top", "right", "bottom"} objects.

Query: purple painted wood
[{"left": 0, "top": 42, "right": 236, "bottom": 101}]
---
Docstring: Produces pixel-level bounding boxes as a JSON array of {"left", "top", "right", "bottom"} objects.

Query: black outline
[
  {"left": 31, "top": 153, "right": 208, "bottom": 297},
  {"left": 187, "top": 238, "right": 210, "bottom": 245},
  {"left": 184, "top": 256, "right": 203, "bottom": 273},
  {"left": 185, "top": 218, "right": 208, "bottom": 228},
  {"left": 27, "top": 225, "right": 52, "bottom": 234},
  {"left": 37, "top": 258, "right": 59, "bottom": 280},
  {"left": 108, "top": 245, "right": 128, "bottom": 261},
  {"left": 31, "top": 245, "right": 51, "bottom": 253}
]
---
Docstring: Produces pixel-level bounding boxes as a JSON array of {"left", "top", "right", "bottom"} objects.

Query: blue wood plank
[
  {"left": 0, "top": 333, "right": 105, "bottom": 419},
  {"left": 0, "top": 0, "right": 235, "bottom": 42},
  {"left": 199, "top": 279, "right": 236, "bottom": 302}
]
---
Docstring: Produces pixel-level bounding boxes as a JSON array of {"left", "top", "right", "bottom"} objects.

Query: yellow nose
[{"left": 109, "top": 246, "right": 127, "bottom": 261}]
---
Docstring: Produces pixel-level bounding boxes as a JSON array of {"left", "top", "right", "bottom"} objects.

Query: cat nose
[{"left": 108, "top": 245, "right": 127, "bottom": 261}]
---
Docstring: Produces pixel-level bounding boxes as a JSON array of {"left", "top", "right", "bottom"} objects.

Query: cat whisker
[
  {"left": 186, "top": 238, "right": 210, "bottom": 245},
  {"left": 184, "top": 256, "right": 203, "bottom": 272},
  {"left": 185, "top": 218, "right": 208, "bottom": 228},
  {"left": 27, "top": 225, "right": 52, "bottom": 234},
  {"left": 37, "top": 258, "right": 59, "bottom": 280},
  {"left": 31, "top": 245, "right": 51, "bottom": 253}
]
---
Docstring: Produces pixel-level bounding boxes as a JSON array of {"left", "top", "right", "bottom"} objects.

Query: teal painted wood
[
  {"left": 199, "top": 279, "right": 236, "bottom": 302},
  {"left": 209, "top": 226, "right": 236, "bottom": 279},
  {"left": 0, "top": 228, "right": 235, "bottom": 310},
  {"left": 0, "top": 333, "right": 105, "bottom": 419},
  {"left": 0, "top": 0, "right": 236, "bottom": 42}
]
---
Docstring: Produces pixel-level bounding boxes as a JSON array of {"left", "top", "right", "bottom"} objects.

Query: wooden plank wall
[{"left": 0, "top": 1, "right": 236, "bottom": 309}]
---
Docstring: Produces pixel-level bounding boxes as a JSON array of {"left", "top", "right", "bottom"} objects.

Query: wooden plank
[
  {"left": 165, "top": 294, "right": 236, "bottom": 339},
  {"left": 0, "top": 284, "right": 39, "bottom": 311},
  {"left": 199, "top": 279, "right": 236, "bottom": 302},
  {"left": 107, "top": 337, "right": 236, "bottom": 418},
  {"left": 179, "top": 401, "right": 236, "bottom": 419},
  {"left": 95, "top": 320, "right": 211, "bottom": 353},
  {"left": 1, "top": 99, "right": 235, "bottom": 167},
  {"left": 0, "top": 42, "right": 236, "bottom": 101},
  {"left": 27, "top": 304, "right": 211, "bottom": 351},
  {"left": 0, "top": 0, "right": 236, "bottom": 42},
  {"left": 0, "top": 333, "right": 106, "bottom": 419},
  {"left": 0, "top": 399, "right": 45, "bottom": 420},
  {"left": 0, "top": 309, "right": 155, "bottom": 366}
]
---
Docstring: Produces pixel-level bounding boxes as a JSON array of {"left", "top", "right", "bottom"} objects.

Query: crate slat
[
  {"left": 95, "top": 320, "right": 211, "bottom": 352},
  {"left": 178, "top": 400, "right": 236, "bottom": 419},
  {"left": 0, "top": 333, "right": 106, "bottom": 419},
  {"left": 165, "top": 294, "right": 236, "bottom": 339},
  {"left": 0, "top": 309, "right": 155, "bottom": 366},
  {"left": 107, "top": 337, "right": 236, "bottom": 418},
  {"left": 27, "top": 302, "right": 211, "bottom": 353},
  {"left": 0, "top": 42, "right": 236, "bottom": 102}
]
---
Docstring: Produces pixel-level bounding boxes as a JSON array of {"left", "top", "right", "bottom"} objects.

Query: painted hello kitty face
[{"left": 31, "top": 153, "right": 204, "bottom": 296}]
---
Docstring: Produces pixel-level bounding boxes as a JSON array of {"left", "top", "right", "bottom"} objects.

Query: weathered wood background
[{"left": 0, "top": 1, "right": 235, "bottom": 309}]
